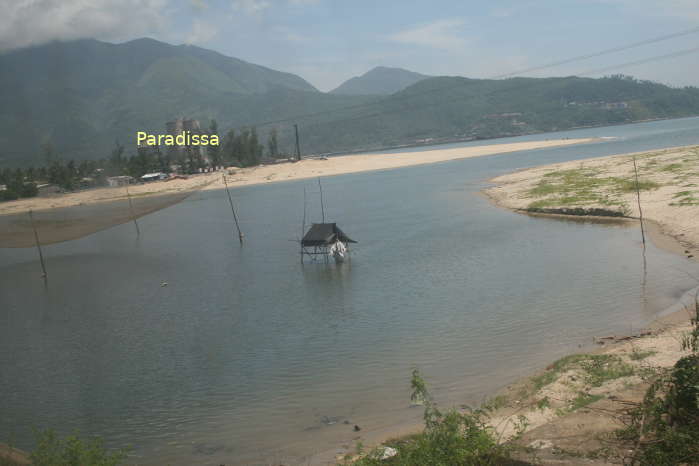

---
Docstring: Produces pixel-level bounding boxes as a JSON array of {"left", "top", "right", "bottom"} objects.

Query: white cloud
[
  {"left": 387, "top": 19, "right": 468, "bottom": 51},
  {"left": 0, "top": 0, "right": 166, "bottom": 51},
  {"left": 489, "top": 6, "right": 517, "bottom": 18},
  {"left": 231, "top": 0, "right": 320, "bottom": 15},
  {"left": 231, "top": 0, "right": 271, "bottom": 14},
  {"left": 186, "top": 19, "right": 218, "bottom": 45},
  {"left": 592, "top": 0, "right": 699, "bottom": 20},
  {"left": 190, "top": 0, "right": 208, "bottom": 11}
]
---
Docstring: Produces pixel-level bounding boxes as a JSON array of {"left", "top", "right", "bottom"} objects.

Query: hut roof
[{"left": 301, "top": 223, "right": 356, "bottom": 247}]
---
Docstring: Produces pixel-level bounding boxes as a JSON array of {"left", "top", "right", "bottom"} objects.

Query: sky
[{"left": 2, "top": 0, "right": 699, "bottom": 91}]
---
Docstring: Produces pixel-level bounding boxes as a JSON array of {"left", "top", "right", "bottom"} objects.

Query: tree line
[{"left": 0, "top": 121, "right": 283, "bottom": 201}]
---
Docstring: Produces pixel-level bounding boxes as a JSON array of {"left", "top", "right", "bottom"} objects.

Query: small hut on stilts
[{"left": 301, "top": 223, "right": 356, "bottom": 263}]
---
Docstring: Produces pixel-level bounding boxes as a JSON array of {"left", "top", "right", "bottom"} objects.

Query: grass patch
[
  {"left": 529, "top": 354, "right": 635, "bottom": 392},
  {"left": 525, "top": 167, "right": 655, "bottom": 211},
  {"left": 569, "top": 392, "right": 603, "bottom": 411},
  {"left": 616, "top": 179, "right": 660, "bottom": 193},
  {"left": 670, "top": 190, "right": 699, "bottom": 206},
  {"left": 481, "top": 394, "right": 508, "bottom": 411},
  {"left": 579, "top": 354, "right": 635, "bottom": 386},
  {"left": 629, "top": 349, "right": 658, "bottom": 361},
  {"left": 661, "top": 163, "right": 683, "bottom": 172},
  {"left": 673, "top": 190, "right": 694, "bottom": 198}
]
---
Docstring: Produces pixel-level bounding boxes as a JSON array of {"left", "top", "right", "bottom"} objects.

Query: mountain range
[
  {"left": 330, "top": 66, "right": 430, "bottom": 95},
  {"left": 2, "top": 38, "right": 699, "bottom": 167}
]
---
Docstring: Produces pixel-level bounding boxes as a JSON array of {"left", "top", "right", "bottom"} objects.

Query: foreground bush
[
  {"left": 619, "top": 302, "right": 699, "bottom": 465},
  {"left": 352, "top": 370, "right": 515, "bottom": 466},
  {"left": 29, "top": 430, "right": 126, "bottom": 466}
]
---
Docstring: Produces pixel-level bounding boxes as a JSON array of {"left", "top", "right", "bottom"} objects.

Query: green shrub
[
  {"left": 30, "top": 430, "right": 127, "bottom": 466},
  {"left": 619, "top": 301, "right": 699, "bottom": 465},
  {"left": 352, "top": 370, "right": 513, "bottom": 465}
]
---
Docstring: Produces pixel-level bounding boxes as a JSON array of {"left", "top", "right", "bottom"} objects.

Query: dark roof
[{"left": 301, "top": 223, "right": 357, "bottom": 246}]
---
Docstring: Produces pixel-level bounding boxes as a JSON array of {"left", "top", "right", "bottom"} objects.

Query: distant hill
[
  {"left": 0, "top": 38, "right": 332, "bottom": 166},
  {"left": 2, "top": 38, "right": 699, "bottom": 167},
  {"left": 330, "top": 66, "right": 430, "bottom": 95},
  {"left": 296, "top": 75, "right": 699, "bottom": 155}
]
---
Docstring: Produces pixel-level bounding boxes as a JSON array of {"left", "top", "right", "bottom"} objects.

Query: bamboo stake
[
  {"left": 632, "top": 156, "right": 646, "bottom": 247},
  {"left": 301, "top": 185, "right": 307, "bottom": 263},
  {"left": 125, "top": 183, "right": 140, "bottom": 237},
  {"left": 28, "top": 209, "right": 47, "bottom": 278},
  {"left": 223, "top": 174, "right": 244, "bottom": 243},
  {"left": 632, "top": 155, "right": 648, "bottom": 292},
  {"left": 318, "top": 177, "right": 325, "bottom": 223},
  {"left": 294, "top": 124, "right": 301, "bottom": 161}
]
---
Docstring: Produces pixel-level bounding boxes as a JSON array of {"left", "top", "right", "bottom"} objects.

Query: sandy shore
[
  {"left": 338, "top": 145, "right": 699, "bottom": 464},
  {"left": 485, "top": 145, "right": 699, "bottom": 258},
  {"left": 473, "top": 144, "right": 699, "bottom": 463},
  {"left": 0, "top": 138, "right": 594, "bottom": 217}
]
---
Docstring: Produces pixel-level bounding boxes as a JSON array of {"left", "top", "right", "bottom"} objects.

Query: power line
[
  {"left": 493, "top": 25, "right": 699, "bottom": 79},
  {"left": 297, "top": 46, "right": 699, "bottom": 132},
  {"left": 579, "top": 46, "right": 699, "bottom": 77},
  {"left": 230, "top": 26, "right": 699, "bottom": 132}
]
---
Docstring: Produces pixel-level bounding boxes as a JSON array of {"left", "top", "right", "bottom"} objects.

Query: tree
[
  {"left": 208, "top": 119, "right": 222, "bottom": 168},
  {"left": 267, "top": 128, "right": 279, "bottom": 158},
  {"left": 107, "top": 141, "right": 125, "bottom": 176},
  {"left": 42, "top": 142, "right": 56, "bottom": 166}
]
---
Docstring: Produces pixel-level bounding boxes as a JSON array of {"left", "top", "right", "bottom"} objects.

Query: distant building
[
  {"left": 0, "top": 184, "right": 6, "bottom": 191},
  {"left": 36, "top": 183, "right": 61, "bottom": 197},
  {"left": 107, "top": 176, "right": 135, "bottom": 187},
  {"left": 605, "top": 102, "right": 629, "bottom": 110},
  {"left": 165, "top": 118, "right": 210, "bottom": 164},
  {"left": 141, "top": 172, "right": 168, "bottom": 182}
]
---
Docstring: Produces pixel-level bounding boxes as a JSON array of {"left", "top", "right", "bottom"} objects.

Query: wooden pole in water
[
  {"left": 125, "top": 183, "right": 140, "bottom": 237},
  {"left": 294, "top": 124, "right": 301, "bottom": 161},
  {"left": 301, "top": 185, "right": 307, "bottom": 263},
  {"left": 318, "top": 177, "right": 325, "bottom": 223},
  {"left": 28, "top": 209, "right": 47, "bottom": 278},
  {"left": 632, "top": 156, "right": 646, "bottom": 247},
  {"left": 223, "top": 174, "right": 244, "bottom": 243}
]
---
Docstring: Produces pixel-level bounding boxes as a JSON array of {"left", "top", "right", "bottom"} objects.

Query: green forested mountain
[
  {"left": 1, "top": 38, "right": 699, "bottom": 168},
  {"left": 330, "top": 66, "right": 430, "bottom": 95},
  {"left": 0, "top": 38, "right": 348, "bottom": 166},
  {"left": 293, "top": 75, "right": 699, "bottom": 154}
]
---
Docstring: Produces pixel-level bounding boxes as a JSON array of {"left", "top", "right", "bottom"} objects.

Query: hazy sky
[{"left": 3, "top": 0, "right": 699, "bottom": 91}]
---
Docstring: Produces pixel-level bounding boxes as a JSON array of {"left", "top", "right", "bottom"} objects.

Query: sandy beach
[
  {"left": 0, "top": 138, "right": 596, "bottom": 248},
  {"left": 485, "top": 145, "right": 699, "bottom": 258},
  {"left": 473, "top": 144, "right": 699, "bottom": 464},
  {"left": 0, "top": 138, "right": 594, "bottom": 217}
]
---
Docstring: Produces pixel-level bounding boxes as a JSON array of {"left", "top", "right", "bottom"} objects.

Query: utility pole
[
  {"left": 125, "top": 183, "right": 140, "bottom": 237},
  {"left": 632, "top": 156, "right": 646, "bottom": 248},
  {"left": 318, "top": 177, "right": 325, "bottom": 223},
  {"left": 294, "top": 124, "right": 301, "bottom": 161},
  {"left": 223, "top": 174, "right": 244, "bottom": 243},
  {"left": 28, "top": 209, "right": 47, "bottom": 278}
]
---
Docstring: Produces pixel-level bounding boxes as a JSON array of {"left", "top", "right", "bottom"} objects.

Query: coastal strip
[
  {"left": 484, "top": 144, "right": 699, "bottom": 257},
  {"left": 0, "top": 138, "right": 595, "bottom": 217},
  {"left": 333, "top": 145, "right": 699, "bottom": 464},
  {"left": 472, "top": 144, "right": 699, "bottom": 463},
  {"left": 0, "top": 138, "right": 595, "bottom": 248}
]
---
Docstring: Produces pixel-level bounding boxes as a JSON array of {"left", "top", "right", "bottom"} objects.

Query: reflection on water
[{"left": 2, "top": 117, "right": 699, "bottom": 465}]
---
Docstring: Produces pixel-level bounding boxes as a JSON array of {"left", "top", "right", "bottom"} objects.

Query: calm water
[{"left": 2, "top": 117, "right": 699, "bottom": 465}]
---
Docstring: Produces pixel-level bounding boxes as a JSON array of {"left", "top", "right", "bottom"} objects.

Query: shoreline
[
  {"left": 473, "top": 145, "right": 699, "bottom": 464},
  {"left": 0, "top": 138, "right": 595, "bottom": 218},
  {"left": 326, "top": 144, "right": 699, "bottom": 464},
  {"left": 4, "top": 143, "right": 699, "bottom": 465},
  {"left": 0, "top": 137, "right": 596, "bottom": 248},
  {"left": 482, "top": 144, "right": 699, "bottom": 264}
]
